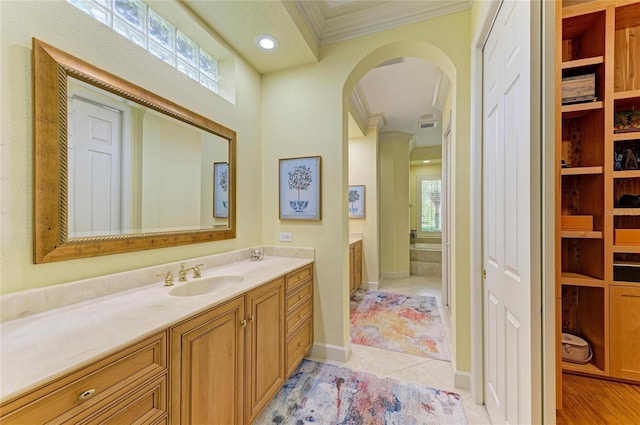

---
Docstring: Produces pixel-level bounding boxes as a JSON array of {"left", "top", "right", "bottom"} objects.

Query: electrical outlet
[{"left": 279, "top": 232, "right": 292, "bottom": 242}]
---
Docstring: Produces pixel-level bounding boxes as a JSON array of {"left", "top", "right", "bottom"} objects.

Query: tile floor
[{"left": 310, "top": 274, "right": 492, "bottom": 425}]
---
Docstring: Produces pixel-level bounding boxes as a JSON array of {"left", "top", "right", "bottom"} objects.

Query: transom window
[
  {"left": 67, "top": 0, "right": 218, "bottom": 93},
  {"left": 418, "top": 175, "right": 442, "bottom": 233}
]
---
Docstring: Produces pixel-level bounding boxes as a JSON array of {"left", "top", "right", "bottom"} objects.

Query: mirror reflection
[{"left": 67, "top": 78, "right": 229, "bottom": 238}]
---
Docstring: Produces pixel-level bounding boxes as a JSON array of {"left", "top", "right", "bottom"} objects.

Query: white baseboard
[
  {"left": 454, "top": 370, "right": 471, "bottom": 390},
  {"left": 360, "top": 281, "right": 379, "bottom": 290},
  {"left": 381, "top": 271, "right": 410, "bottom": 279},
  {"left": 309, "top": 341, "right": 352, "bottom": 362}
]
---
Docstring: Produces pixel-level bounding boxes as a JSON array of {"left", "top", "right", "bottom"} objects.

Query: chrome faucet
[{"left": 178, "top": 263, "right": 204, "bottom": 281}]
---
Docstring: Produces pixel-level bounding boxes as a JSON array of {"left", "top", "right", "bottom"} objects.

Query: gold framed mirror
[{"left": 33, "top": 38, "right": 236, "bottom": 263}]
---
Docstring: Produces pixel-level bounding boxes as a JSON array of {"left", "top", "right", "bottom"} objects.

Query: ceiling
[{"left": 183, "top": 0, "right": 468, "bottom": 150}]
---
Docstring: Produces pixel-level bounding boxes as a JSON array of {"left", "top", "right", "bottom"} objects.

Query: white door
[
  {"left": 68, "top": 97, "right": 122, "bottom": 236},
  {"left": 482, "top": 0, "right": 539, "bottom": 423}
]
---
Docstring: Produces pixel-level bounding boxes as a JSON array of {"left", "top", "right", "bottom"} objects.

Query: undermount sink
[{"left": 168, "top": 275, "right": 244, "bottom": 297}]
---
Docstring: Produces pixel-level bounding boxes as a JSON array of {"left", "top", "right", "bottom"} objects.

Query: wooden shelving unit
[{"left": 556, "top": 0, "right": 640, "bottom": 406}]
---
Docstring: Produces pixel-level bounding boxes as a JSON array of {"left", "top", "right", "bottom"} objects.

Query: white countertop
[{"left": 0, "top": 253, "right": 313, "bottom": 402}]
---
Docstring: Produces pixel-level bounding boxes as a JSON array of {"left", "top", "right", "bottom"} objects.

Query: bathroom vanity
[{"left": 0, "top": 248, "right": 314, "bottom": 425}]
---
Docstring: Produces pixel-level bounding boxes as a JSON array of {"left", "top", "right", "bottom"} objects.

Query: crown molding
[{"left": 293, "top": 1, "right": 471, "bottom": 45}]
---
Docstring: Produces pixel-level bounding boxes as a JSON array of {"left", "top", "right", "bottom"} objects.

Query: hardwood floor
[{"left": 557, "top": 373, "right": 640, "bottom": 425}]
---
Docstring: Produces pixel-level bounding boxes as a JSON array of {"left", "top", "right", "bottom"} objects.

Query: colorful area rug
[
  {"left": 255, "top": 359, "right": 467, "bottom": 425},
  {"left": 350, "top": 289, "right": 451, "bottom": 361}
]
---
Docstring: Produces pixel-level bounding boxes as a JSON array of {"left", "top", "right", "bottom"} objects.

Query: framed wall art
[
  {"left": 348, "top": 185, "right": 365, "bottom": 219},
  {"left": 279, "top": 156, "right": 322, "bottom": 220},
  {"left": 213, "top": 162, "right": 229, "bottom": 218}
]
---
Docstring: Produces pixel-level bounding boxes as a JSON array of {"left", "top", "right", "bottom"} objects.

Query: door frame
[
  {"left": 469, "top": 1, "right": 556, "bottom": 421},
  {"left": 442, "top": 116, "right": 452, "bottom": 308}
]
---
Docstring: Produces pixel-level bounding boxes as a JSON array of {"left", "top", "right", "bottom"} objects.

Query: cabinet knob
[
  {"left": 78, "top": 388, "right": 96, "bottom": 401},
  {"left": 298, "top": 314, "right": 303, "bottom": 319},
  {"left": 241, "top": 319, "right": 247, "bottom": 327},
  {"left": 249, "top": 315, "right": 254, "bottom": 322},
  {"left": 298, "top": 294, "right": 303, "bottom": 300}
]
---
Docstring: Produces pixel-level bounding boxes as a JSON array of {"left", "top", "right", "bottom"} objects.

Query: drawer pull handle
[
  {"left": 79, "top": 389, "right": 96, "bottom": 401},
  {"left": 241, "top": 320, "right": 247, "bottom": 327}
]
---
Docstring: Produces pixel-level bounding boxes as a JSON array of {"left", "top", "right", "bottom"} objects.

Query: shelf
[
  {"left": 561, "top": 101, "right": 603, "bottom": 118},
  {"left": 562, "top": 361, "right": 607, "bottom": 376},
  {"left": 613, "top": 89, "right": 640, "bottom": 100},
  {"left": 613, "top": 208, "right": 640, "bottom": 216},
  {"left": 562, "top": 56, "right": 604, "bottom": 70},
  {"left": 614, "top": 245, "right": 640, "bottom": 254},
  {"left": 561, "top": 272, "right": 605, "bottom": 287},
  {"left": 613, "top": 170, "right": 640, "bottom": 179},
  {"left": 613, "top": 132, "right": 640, "bottom": 141},
  {"left": 561, "top": 230, "right": 602, "bottom": 239},
  {"left": 561, "top": 166, "right": 603, "bottom": 176}
]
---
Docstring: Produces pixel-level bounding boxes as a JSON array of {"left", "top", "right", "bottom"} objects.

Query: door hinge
[{"left": 483, "top": 269, "right": 487, "bottom": 280}]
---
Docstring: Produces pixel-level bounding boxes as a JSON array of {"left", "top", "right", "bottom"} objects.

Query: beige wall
[
  {"left": 410, "top": 163, "right": 443, "bottom": 232},
  {"left": 0, "top": 0, "right": 262, "bottom": 294},
  {"left": 379, "top": 135, "right": 411, "bottom": 275},
  {"left": 348, "top": 127, "right": 380, "bottom": 285},
  {"left": 262, "top": 9, "right": 472, "bottom": 369}
]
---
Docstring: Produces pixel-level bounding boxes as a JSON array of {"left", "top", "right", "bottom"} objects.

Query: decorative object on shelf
[
  {"left": 614, "top": 110, "right": 640, "bottom": 133},
  {"left": 561, "top": 215, "right": 593, "bottom": 231},
  {"left": 618, "top": 194, "right": 640, "bottom": 207},
  {"left": 615, "top": 229, "right": 640, "bottom": 246},
  {"left": 614, "top": 148, "right": 639, "bottom": 171},
  {"left": 279, "top": 156, "right": 322, "bottom": 220},
  {"left": 348, "top": 185, "right": 365, "bottom": 219},
  {"left": 561, "top": 159, "right": 572, "bottom": 168},
  {"left": 562, "top": 73, "right": 596, "bottom": 104},
  {"left": 561, "top": 333, "right": 593, "bottom": 364},
  {"left": 213, "top": 162, "right": 229, "bottom": 218}
]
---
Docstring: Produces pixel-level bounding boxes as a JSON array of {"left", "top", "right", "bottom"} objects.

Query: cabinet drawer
[
  {"left": 286, "top": 299, "right": 312, "bottom": 336},
  {"left": 0, "top": 332, "right": 167, "bottom": 425},
  {"left": 285, "top": 265, "right": 313, "bottom": 293},
  {"left": 286, "top": 283, "right": 312, "bottom": 314},
  {"left": 286, "top": 319, "right": 313, "bottom": 376},
  {"left": 80, "top": 374, "right": 167, "bottom": 425}
]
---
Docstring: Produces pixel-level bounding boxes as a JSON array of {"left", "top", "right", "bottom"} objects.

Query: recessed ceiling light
[
  {"left": 423, "top": 160, "right": 431, "bottom": 164},
  {"left": 256, "top": 35, "right": 279, "bottom": 50}
]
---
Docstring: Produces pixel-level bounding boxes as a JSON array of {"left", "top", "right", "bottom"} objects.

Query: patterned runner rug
[
  {"left": 255, "top": 359, "right": 467, "bottom": 425},
  {"left": 350, "top": 289, "right": 451, "bottom": 361}
]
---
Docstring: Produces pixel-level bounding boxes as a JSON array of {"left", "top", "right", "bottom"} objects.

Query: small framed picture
[
  {"left": 213, "top": 162, "right": 229, "bottom": 218},
  {"left": 279, "top": 156, "right": 322, "bottom": 220},
  {"left": 348, "top": 185, "right": 365, "bottom": 219}
]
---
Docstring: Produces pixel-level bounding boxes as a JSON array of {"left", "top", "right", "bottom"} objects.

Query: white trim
[
  {"left": 310, "top": 341, "right": 352, "bottom": 362},
  {"left": 470, "top": 0, "right": 502, "bottom": 406},
  {"left": 360, "top": 280, "right": 379, "bottom": 291},
  {"left": 542, "top": 1, "right": 557, "bottom": 422},
  {"left": 381, "top": 270, "right": 410, "bottom": 279},
  {"left": 442, "top": 117, "right": 451, "bottom": 308}
]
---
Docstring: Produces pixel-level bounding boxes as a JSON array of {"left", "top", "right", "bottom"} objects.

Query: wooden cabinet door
[
  {"left": 170, "top": 297, "right": 245, "bottom": 425},
  {"left": 349, "top": 244, "right": 355, "bottom": 294},
  {"left": 611, "top": 285, "right": 640, "bottom": 382},
  {"left": 245, "top": 277, "right": 285, "bottom": 424}
]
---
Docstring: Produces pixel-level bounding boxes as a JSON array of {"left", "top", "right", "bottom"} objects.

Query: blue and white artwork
[
  {"left": 279, "top": 156, "right": 321, "bottom": 220},
  {"left": 213, "top": 162, "right": 228, "bottom": 218},
  {"left": 348, "top": 185, "right": 365, "bottom": 218}
]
